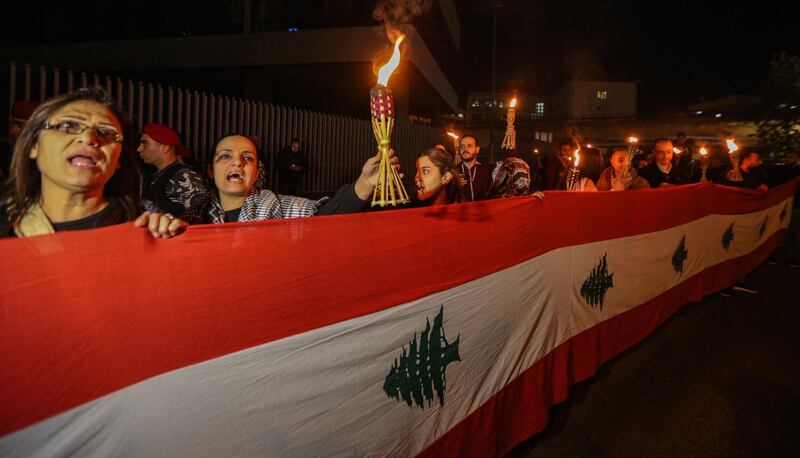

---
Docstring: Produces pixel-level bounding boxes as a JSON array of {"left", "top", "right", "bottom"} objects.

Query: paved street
[{"left": 511, "top": 261, "right": 800, "bottom": 457}]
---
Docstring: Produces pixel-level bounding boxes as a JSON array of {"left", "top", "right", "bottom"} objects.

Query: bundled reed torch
[
  {"left": 500, "top": 97, "right": 518, "bottom": 150},
  {"left": 615, "top": 136, "right": 639, "bottom": 186},
  {"left": 565, "top": 148, "right": 581, "bottom": 191},
  {"left": 370, "top": 36, "right": 409, "bottom": 207},
  {"left": 726, "top": 138, "right": 742, "bottom": 181},
  {"left": 698, "top": 147, "right": 709, "bottom": 182}
]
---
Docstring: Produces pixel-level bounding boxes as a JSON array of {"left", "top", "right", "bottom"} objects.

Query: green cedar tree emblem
[
  {"left": 580, "top": 253, "right": 614, "bottom": 310},
  {"left": 780, "top": 204, "right": 788, "bottom": 223},
  {"left": 384, "top": 305, "right": 460, "bottom": 409},
  {"left": 672, "top": 235, "right": 688, "bottom": 274},
  {"left": 722, "top": 223, "right": 735, "bottom": 251},
  {"left": 759, "top": 217, "right": 768, "bottom": 238}
]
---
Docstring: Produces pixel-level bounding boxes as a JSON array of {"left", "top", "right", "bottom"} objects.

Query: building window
[
  {"left": 596, "top": 90, "right": 608, "bottom": 100},
  {"left": 534, "top": 102, "right": 545, "bottom": 118},
  {"left": 470, "top": 100, "right": 480, "bottom": 108}
]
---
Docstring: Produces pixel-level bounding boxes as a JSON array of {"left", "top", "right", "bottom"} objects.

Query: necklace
[{"left": 462, "top": 163, "right": 478, "bottom": 201}]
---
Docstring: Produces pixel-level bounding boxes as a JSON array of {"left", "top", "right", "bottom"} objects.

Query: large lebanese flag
[{"left": 0, "top": 181, "right": 796, "bottom": 457}]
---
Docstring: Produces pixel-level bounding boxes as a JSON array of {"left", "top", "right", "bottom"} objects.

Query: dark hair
[
  {"left": 290, "top": 137, "right": 301, "bottom": 144},
  {"left": 676, "top": 131, "right": 687, "bottom": 138},
  {"left": 652, "top": 137, "right": 673, "bottom": 151},
  {"left": 2, "top": 88, "right": 141, "bottom": 227},
  {"left": 558, "top": 140, "right": 573, "bottom": 149},
  {"left": 461, "top": 134, "right": 479, "bottom": 146},
  {"left": 417, "top": 147, "right": 463, "bottom": 204},
  {"left": 212, "top": 133, "right": 266, "bottom": 188},
  {"left": 580, "top": 147, "right": 604, "bottom": 182}
]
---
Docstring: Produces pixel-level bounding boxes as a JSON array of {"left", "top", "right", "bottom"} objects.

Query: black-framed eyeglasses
[{"left": 43, "top": 120, "right": 124, "bottom": 144}]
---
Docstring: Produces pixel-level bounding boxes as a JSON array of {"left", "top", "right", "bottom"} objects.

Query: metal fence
[{"left": 7, "top": 62, "right": 447, "bottom": 193}]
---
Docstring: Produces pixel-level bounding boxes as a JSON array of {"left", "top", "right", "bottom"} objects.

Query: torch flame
[
  {"left": 447, "top": 131, "right": 459, "bottom": 140},
  {"left": 573, "top": 149, "right": 581, "bottom": 167},
  {"left": 700, "top": 147, "right": 708, "bottom": 156},
  {"left": 509, "top": 97, "right": 517, "bottom": 108},
  {"left": 377, "top": 35, "right": 405, "bottom": 86},
  {"left": 627, "top": 136, "right": 639, "bottom": 144},
  {"left": 725, "top": 138, "right": 738, "bottom": 154}
]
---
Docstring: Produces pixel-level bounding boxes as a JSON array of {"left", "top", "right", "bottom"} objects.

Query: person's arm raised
[{"left": 353, "top": 149, "right": 403, "bottom": 201}]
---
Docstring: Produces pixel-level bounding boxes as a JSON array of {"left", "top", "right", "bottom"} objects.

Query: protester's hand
[
  {"left": 134, "top": 211, "right": 188, "bottom": 238},
  {"left": 757, "top": 184, "right": 769, "bottom": 192},
  {"left": 611, "top": 180, "right": 625, "bottom": 191},
  {"left": 530, "top": 191, "right": 545, "bottom": 200},
  {"left": 659, "top": 182, "right": 672, "bottom": 188},
  {"left": 458, "top": 177, "right": 468, "bottom": 187},
  {"left": 355, "top": 148, "right": 403, "bottom": 200}
]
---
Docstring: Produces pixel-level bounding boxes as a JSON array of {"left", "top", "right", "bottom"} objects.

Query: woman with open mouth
[
  {"left": 1, "top": 88, "right": 186, "bottom": 238},
  {"left": 180, "top": 134, "right": 402, "bottom": 223},
  {"left": 414, "top": 147, "right": 463, "bottom": 206}
]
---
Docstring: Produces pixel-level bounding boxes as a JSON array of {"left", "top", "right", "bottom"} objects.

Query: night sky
[
  {"left": 454, "top": 0, "right": 798, "bottom": 115},
  {"left": 2, "top": 0, "right": 797, "bottom": 116}
]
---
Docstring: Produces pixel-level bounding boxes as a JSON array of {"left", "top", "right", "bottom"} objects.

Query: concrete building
[
  {"left": 550, "top": 81, "right": 637, "bottom": 120},
  {"left": 465, "top": 92, "right": 549, "bottom": 123},
  {"left": 1, "top": 0, "right": 460, "bottom": 124}
]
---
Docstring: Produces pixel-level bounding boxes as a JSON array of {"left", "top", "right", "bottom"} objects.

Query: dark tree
[
  {"left": 757, "top": 53, "right": 800, "bottom": 158},
  {"left": 672, "top": 235, "right": 688, "bottom": 275},
  {"left": 384, "top": 306, "right": 461, "bottom": 409},
  {"left": 722, "top": 223, "right": 735, "bottom": 251},
  {"left": 580, "top": 253, "right": 614, "bottom": 310}
]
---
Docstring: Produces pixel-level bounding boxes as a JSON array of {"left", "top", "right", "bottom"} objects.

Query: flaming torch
[
  {"left": 726, "top": 138, "right": 742, "bottom": 181},
  {"left": 500, "top": 97, "right": 518, "bottom": 151},
  {"left": 566, "top": 148, "right": 581, "bottom": 191},
  {"left": 616, "top": 136, "right": 640, "bottom": 186},
  {"left": 698, "top": 147, "right": 709, "bottom": 182},
  {"left": 447, "top": 131, "right": 460, "bottom": 150},
  {"left": 370, "top": 36, "right": 409, "bottom": 207}
]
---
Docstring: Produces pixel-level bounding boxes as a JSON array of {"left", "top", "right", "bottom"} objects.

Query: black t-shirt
[
  {"left": 50, "top": 206, "right": 116, "bottom": 232},
  {"left": 224, "top": 208, "right": 242, "bottom": 222},
  {"left": 1, "top": 204, "right": 124, "bottom": 238},
  {"left": 639, "top": 162, "right": 690, "bottom": 188}
]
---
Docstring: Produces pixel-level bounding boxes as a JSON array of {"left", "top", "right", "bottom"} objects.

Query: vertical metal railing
[{"left": 8, "top": 61, "right": 447, "bottom": 192}]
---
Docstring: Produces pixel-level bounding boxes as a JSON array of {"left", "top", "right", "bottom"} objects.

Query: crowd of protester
[{"left": 2, "top": 89, "right": 799, "bottom": 270}]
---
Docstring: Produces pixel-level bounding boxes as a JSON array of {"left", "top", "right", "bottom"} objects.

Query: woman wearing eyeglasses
[{"left": 1, "top": 88, "right": 185, "bottom": 238}]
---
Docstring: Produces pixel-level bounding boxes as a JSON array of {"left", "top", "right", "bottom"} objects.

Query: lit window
[
  {"left": 457, "top": 113, "right": 464, "bottom": 118},
  {"left": 715, "top": 113, "right": 722, "bottom": 118},
  {"left": 471, "top": 100, "right": 480, "bottom": 108},
  {"left": 534, "top": 102, "right": 545, "bottom": 118},
  {"left": 596, "top": 90, "right": 608, "bottom": 100}
]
